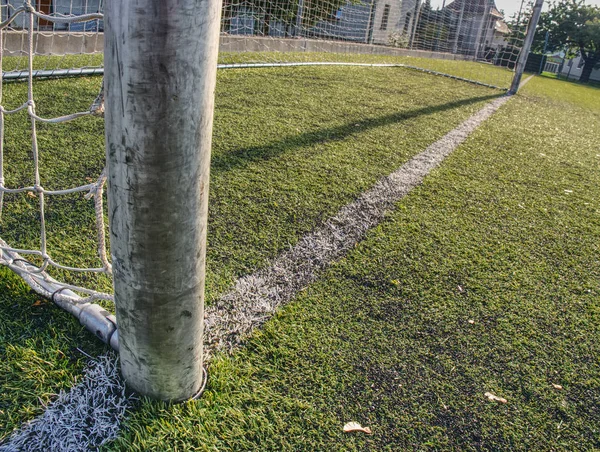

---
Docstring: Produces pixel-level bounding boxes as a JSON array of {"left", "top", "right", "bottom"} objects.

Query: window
[
  {"left": 380, "top": 5, "right": 390, "bottom": 30},
  {"left": 403, "top": 12, "right": 412, "bottom": 34}
]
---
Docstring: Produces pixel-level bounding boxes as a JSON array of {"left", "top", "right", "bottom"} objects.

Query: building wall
[
  {"left": 310, "top": 1, "right": 373, "bottom": 42},
  {"left": 371, "top": 0, "right": 403, "bottom": 45},
  {"left": 2, "top": 0, "right": 29, "bottom": 28},
  {"left": 396, "top": 0, "right": 417, "bottom": 42},
  {"left": 455, "top": 16, "right": 480, "bottom": 54},
  {"left": 53, "top": 0, "right": 102, "bottom": 15},
  {"left": 223, "top": 0, "right": 405, "bottom": 45},
  {"left": 560, "top": 56, "right": 600, "bottom": 82}
]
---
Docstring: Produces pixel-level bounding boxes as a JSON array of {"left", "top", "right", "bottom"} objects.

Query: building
[
  {"left": 1, "top": 0, "right": 103, "bottom": 31},
  {"left": 214, "top": 0, "right": 511, "bottom": 55},
  {"left": 443, "top": 0, "right": 509, "bottom": 58},
  {"left": 221, "top": 0, "right": 407, "bottom": 45},
  {"left": 369, "top": 0, "right": 405, "bottom": 45},
  {"left": 559, "top": 55, "right": 600, "bottom": 82}
]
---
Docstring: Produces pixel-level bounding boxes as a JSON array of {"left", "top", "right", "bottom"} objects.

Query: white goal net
[
  {"left": 1, "top": 0, "right": 103, "bottom": 79},
  {"left": 0, "top": 0, "right": 535, "bottom": 349},
  {"left": 0, "top": 2, "right": 115, "bottom": 346}
]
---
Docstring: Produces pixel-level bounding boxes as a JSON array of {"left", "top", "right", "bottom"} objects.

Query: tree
[{"left": 534, "top": 0, "right": 600, "bottom": 83}]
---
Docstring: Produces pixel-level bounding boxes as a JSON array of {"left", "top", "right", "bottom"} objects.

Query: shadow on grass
[{"left": 212, "top": 93, "right": 501, "bottom": 172}]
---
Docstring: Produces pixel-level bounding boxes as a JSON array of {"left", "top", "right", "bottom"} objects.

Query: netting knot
[
  {"left": 51, "top": 287, "right": 66, "bottom": 304},
  {"left": 22, "top": 1, "right": 35, "bottom": 13},
  {"left": 90, "top": 80, "right": 105, "bottom": 117},
  {"left": 84, "top": 185, "right": 96, "bottom": 200}
]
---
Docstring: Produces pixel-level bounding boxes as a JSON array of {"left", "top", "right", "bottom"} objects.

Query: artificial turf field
[{"left": 1, "top": 61, "right": 599, "bottom": 450}]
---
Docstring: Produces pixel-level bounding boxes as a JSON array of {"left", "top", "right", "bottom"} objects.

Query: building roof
[
  {"left": 494, "top": 20, "right": 510, "bottom": 34},
  {"left": 489, "top": 7, "right": 504, "bottom": 18},
  {"left": 445, "top": 0, "right": 503, "bottom": 18}
]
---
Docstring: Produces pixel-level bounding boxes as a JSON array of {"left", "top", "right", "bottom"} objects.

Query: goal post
[
  {"left": 104, "top": 0, "right": 222, "bottom": 401},
  {"left": 509, "top": 0, "right": 544, "bottom": 94}
]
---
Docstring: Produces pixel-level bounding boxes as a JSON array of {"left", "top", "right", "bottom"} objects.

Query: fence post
[
  {"left": 104, "top": 0, "right": 222, "bottom": 400},
  {"left": 295, "top": 0, "right": 304, "bottom": 36},
  {"left": 509, "top": 0, "right": 544, "bottom": 94},
  {"left": 452, "top": 0, "right": 465, "bottom": 54},
  {"left": 409, "top": 0, "right": 422, "bottom": 49}
]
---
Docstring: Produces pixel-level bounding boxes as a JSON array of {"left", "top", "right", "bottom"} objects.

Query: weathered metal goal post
[
  {"left": 509, "top": 0, "right": 544, "bottom": 95},
  {"left": 104, "top": 0, "right": 222, "bottom": 400}
]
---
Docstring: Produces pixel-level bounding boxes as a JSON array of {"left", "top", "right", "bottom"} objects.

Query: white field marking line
[
  {"left": 203, "top": 93, "right": 513, "bottom": 356},
  {"left": 0, "top": 353, "right": 132, "bottom": 452},
  {"left": 204, "top": 75, "right": 531, "bottom": 357},
  {"left": 1, "top": 81, "right": 530, "bottom": 451}
]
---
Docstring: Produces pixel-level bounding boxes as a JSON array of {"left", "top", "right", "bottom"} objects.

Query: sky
[{"left": 428, "top": 0, "right": 600, "bottom": 20}]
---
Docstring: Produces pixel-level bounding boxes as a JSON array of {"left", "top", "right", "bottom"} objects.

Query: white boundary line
[
  {"left": 0, "top": 354, "right": 131, "bottom": 452},
  {"left": 1, "top": 77, "right": 532, "bottom": 450},
  {"left": 203, "top": 94, "right": 513, "bottom": 356}
]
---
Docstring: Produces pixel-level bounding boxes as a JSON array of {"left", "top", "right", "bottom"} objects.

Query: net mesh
[
  {"left": 0, "top": 0, "right": 532, "bottom": 344},
  {"left": 0, "top": 2, "right": 111, "bottom": 310},
  {"left": 217, "top": 0, "right": 528, "bottom": 89},
  {"left": 1, "top": 0, "right": 103, "bottom": 79},
  {"left": 0, "top": 0, "right": 528, "bottom": 86}
]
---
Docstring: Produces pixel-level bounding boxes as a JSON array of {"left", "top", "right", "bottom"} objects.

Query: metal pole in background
[
  {"left": 474, "top": 1, "right": 491, "bottom": 60},
  {"left": 452, "top": 0, "right": 465, "bottom": 54},
  {"left": 295, "top": 0, "right": 304, "bottom": 37},
  {"left": 104, "top": 0, "right": 221, "bottom": 401},
  {"left": 433, "top": 0, "right": 447, "bottom": 52},
  {"left": 508, "top": 0, "right": 544, "bottom": 95},
  {"left": 365, "top": 0, "right": 376, "bottom": 44},
  {"left": 515, "top": 0, "right": 525, "bottom": 30},
  {"left": 409, "top": 0, "right": 421, "bottom": 49},
  {"left": 566, "top": 57, "right": 574, "bottom": 80},
  {"left": 538, "top": 30, "right": 549, "bottom": 74}
]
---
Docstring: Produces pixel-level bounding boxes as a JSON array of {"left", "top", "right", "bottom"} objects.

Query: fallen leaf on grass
[
  {"left": 32, "top": 300, "right": 46, "bottom": 307},
  {"left": 343, "top": 422, "right": 372, "bottom": 434},
  {"left": 484, "top": 392, "right": 507, "bottom": 404},
  {"left": 552, "top": 383, "right": 563, "bottom": 390}
]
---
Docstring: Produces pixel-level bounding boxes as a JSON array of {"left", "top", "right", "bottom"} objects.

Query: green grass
[
  {"left": 218, "top": 51, "right": 515, "bottom": 89},
  {"left": 0, "top": 267, "right": 106, "bottom": 434},
  {"left": 2, "top": 53, "right": 104, "bottom": 73},
  {"left": 104, "top": 76, "right": 598, "bottom": 450},
  {"left": 0, "top": 64, "right": 499, "bottom": 440},
  {"left": 1, "top": 63, "right": 598, "bottom": 449}
]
